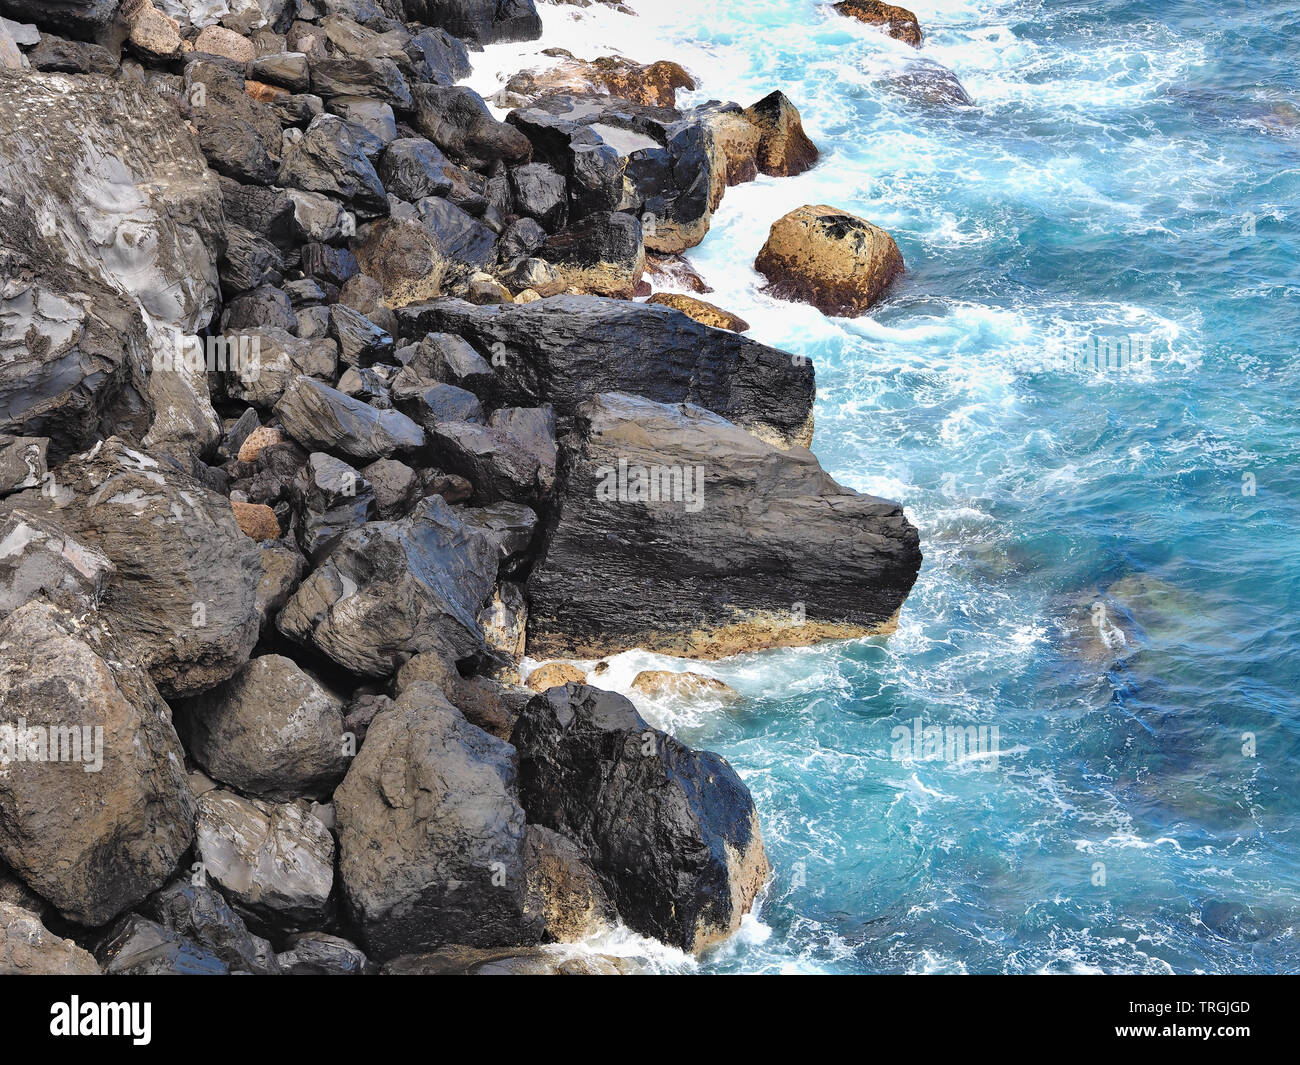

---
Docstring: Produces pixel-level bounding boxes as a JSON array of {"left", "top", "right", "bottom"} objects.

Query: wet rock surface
[
  {"left": 513, "top": 683, "right": 770, "bottom": 952},
  {"left": 0, "top": 0, "right": 921, "bottom": 976}
]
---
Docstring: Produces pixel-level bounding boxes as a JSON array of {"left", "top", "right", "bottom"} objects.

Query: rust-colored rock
[
  {"left": 755, "top": 204, "right": 903, "bottom": 317},
  {"left": 237, "top": 425, "right": 283, "bottom": 463},
  {"left": 232, "top": 500, "right": 281, "bottom": 541},
  {"left": 833, "top": 1, "right": 924, "bottom": 48},
  {"left": 647, "top": 292, "right": 749, "bottom": 333},
  {"left": 525, "top": 662, "right": 586, "bottom": 692}
]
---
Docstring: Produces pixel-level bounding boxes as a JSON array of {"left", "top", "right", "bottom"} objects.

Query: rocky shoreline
[{"left": 0, "top": 0, "right": 921, "bottom": 974}]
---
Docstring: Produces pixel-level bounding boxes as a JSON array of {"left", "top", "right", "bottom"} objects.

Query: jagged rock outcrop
[
  {"left": 396, "top": 295, "right": 815, "bottom": 449},
  {"left": 527, "top": 392, "right": 922, "bottom": 659},
  {"left": 513, "top": 683, "right": 769, "bottom": 953}
]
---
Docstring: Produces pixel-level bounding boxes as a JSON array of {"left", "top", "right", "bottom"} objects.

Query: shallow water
[{"left": 492, "top": 0, "right": 1300, "bottom": 973}]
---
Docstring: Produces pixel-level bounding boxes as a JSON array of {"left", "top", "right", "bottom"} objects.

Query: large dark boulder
[
  {"left": 411, "top": 84, "right": 532, "bottom": 166},
  {"left": 395, "top": 294, "right": 816, "bottom": 449},
  {"left": 512, "top": 683, "right": 769, "bottom": 953},
  {"left": 1, "top": 439, "right": 263, "bottom": 697},
  {"left": 526, "top": 392, "right": 923, "bottom": 659},
  {"left": 180, "top": 654, "right": 350, "bottom": 802},
  {"left": 141, "top": 880, "right": 281, "bottom": 975},
  {"left": 274, "top": 376, "right": 425, "bottom": 464},
  {"left": 334, "top": 683, "right": 538, "bottom": 960},
  {"left": 277, "top": 496, "right": 498, "bottom": 676},
  {"left": 0, "top": 601, "right": 196, "bottom": 927},
  {"left": 0, "top": 1, "right": 119, "bottom": 41},
  {"left": 278, "top": 114, "right": 389, "bottom": 216},
  {"left": 404, "top": 0, "right": 541, "bottom": 46}
]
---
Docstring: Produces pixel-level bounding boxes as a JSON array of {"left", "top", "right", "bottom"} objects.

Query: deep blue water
[{"left": 496, "top": 0, "right": 1300, "bottom": 972}]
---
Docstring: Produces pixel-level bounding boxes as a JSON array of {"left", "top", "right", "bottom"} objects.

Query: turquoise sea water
[{"left": 498, "top": 0, "right": 1300, "bottom": 972}]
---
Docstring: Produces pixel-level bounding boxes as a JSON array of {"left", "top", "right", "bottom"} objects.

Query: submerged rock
[
  {"left": 755, "top": 204, "right": 904, "bottom": 317},
  {"left": 527, "top": 392, "right": 922, "bottom": 659},
  {"left": 833, "top": 0, "right": 923, "bottom": 47},
  {"left": 513, "top": 683, "right": 769, "bottom": 953}
]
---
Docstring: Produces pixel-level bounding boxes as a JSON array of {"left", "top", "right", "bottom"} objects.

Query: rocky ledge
[{"left": 0, "top": 0, "right": 921, "bottom": 975}]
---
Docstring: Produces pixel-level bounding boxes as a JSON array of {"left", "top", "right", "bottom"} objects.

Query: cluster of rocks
[{"left": 0, "top": 0, "right": 922, "bottom": 975}]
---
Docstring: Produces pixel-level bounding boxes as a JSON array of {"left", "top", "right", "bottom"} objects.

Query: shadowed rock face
[
  {"left": 512, "top": 683, "right": 770, "bottom": 953},
  {"left": 526, "top": 392, "right": 922, "bottom": 660},
  {"left": 0, "top": 600, "right": 196, "bottom": 927},
  {"left": 396, "top": 294, "right": 816, "bottom": 449}
]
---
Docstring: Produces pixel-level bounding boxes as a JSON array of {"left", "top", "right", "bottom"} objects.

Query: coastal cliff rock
[
  {"left": 0, "top": 0, "right": 926, "bottom": 974},
  {"left": 755, "top": 204, "right": 904, "bottom": 317},
  {"left": 513, "top": 683, "right": 769, "bottom": 953},
  {"left": 0, "top": 600, "right": 196, "bottom": 927},
  {"left": 526, "top": 392, "right": 922, "bottom": 659}
]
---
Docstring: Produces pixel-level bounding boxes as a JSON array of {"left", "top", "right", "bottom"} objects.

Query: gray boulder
[
  {"left": 0, "top": 601, "right": 196, "bottom": 927},
  {"left": 334, "top": 683, "right": 537, "bottom": 960},
  {"left": 395, "top": 294, "right": 816, "bottom": 449},
  {"left": 528, "top": 392, "right": 921, "bottom": 659},
  {"left": 277, "top": 495, "right": 498, "bottom": 676},
  {"left": 181, "top": 654, "right": 350, "bottom": 802},
  {"left": 1, "top": 439, "right": 263, "bottom": 697}
]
